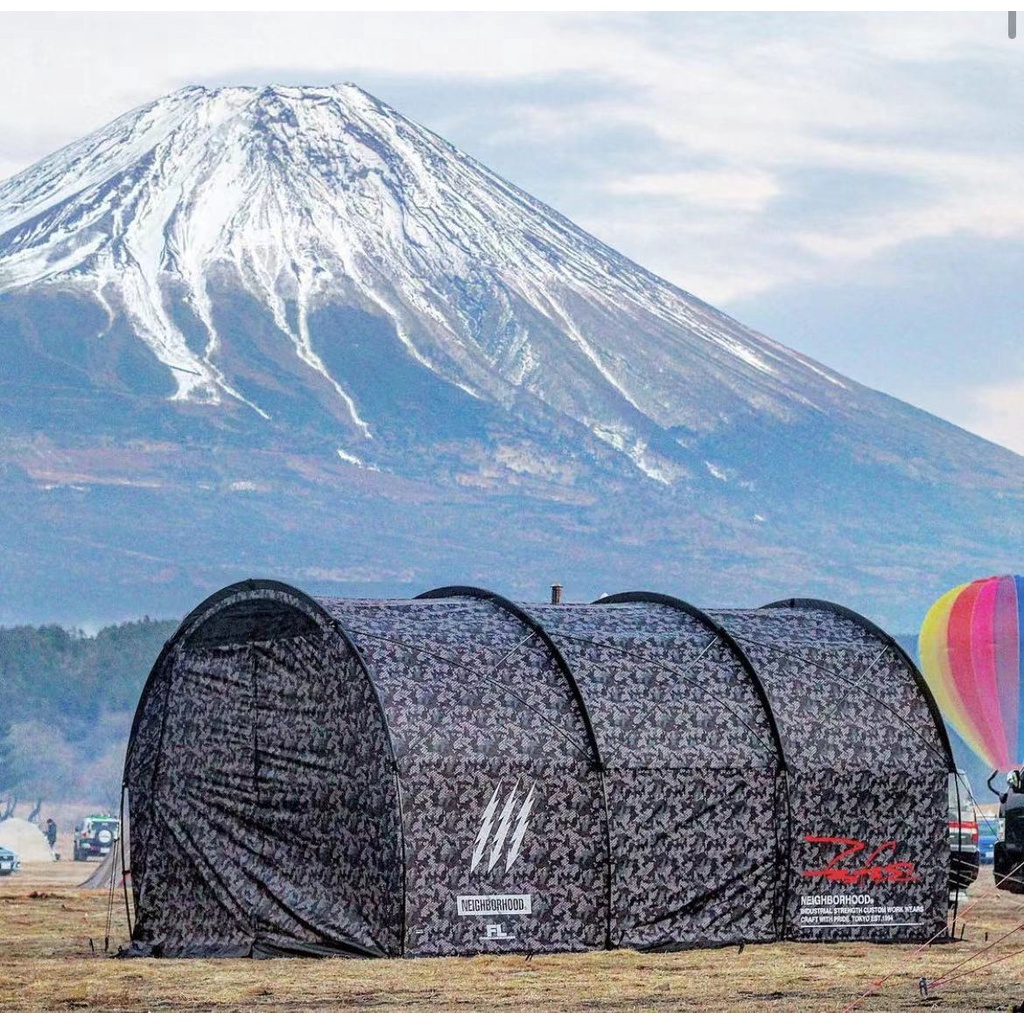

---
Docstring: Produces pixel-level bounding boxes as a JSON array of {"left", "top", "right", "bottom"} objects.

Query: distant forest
[
  {"left": 0, "top": 621, "right": 989, "bottom": 816},
  {"left": 0, "top": 618, "right": 178, "bottom": 811}
]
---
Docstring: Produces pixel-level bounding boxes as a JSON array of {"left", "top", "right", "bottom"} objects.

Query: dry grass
[{"left": 1, "top": 862, "right": 1023, "bottom": 1012}]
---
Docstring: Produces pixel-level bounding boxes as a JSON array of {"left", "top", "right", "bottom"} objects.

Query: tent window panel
[
  {"left": 187, "top": 597, "right": 321, "bottom": 647},
  {"left": 160, "top": 646, "right": 258, "bottom": 798},
  {"left": 247, "top": 634, "right": 402, "bottom": 956}
]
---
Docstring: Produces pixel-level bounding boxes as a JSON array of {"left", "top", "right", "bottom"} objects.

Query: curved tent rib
[
  {"left": 416, "top": 585, "right": 614, "bottom": 948},
  {"left": 122, "top": 579, "right": 406, "bottom": 957},
  {"left": 595, "top": 591, "right": 790, "bottom": 773},
  {"left": 763, "top": 597, "right": 955, "bottom": 770},
  {"left": 416, "top": 586, "right": 606, "bottom": 771},
  {"left": 588, "top": 590, "right": 791, "bottom": 943},
  {"left": 125, "top": 579, "right": 332, "bottom": 764},
  {"left": 715, "top": 597, "right": 953, "bottom": 943}
]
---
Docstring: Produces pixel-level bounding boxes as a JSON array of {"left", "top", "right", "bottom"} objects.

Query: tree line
[{"left": 0, "top": 618, "right": 178, "bottom": 812}]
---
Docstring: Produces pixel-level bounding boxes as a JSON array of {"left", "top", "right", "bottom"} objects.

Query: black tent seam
[
  {"left": 345, "top": 626, "right": 592, "bottom": 761},
  {"left": 318, "top": 618, "right": 408, "bottom": 958},
  {"left": 415, "top": 587, "right": 612, "bottom": 950},
  {"left": 250, "top": 644, "right": 260, "bottom": 812},
  {"left": 544, "top": 628, "right": 778, "bottom": 760},
  {"left": 595, "top": 592, "right": 793, "bottom": 939},
  {"left": 124, "top": 650, "right": 178, "bottom": 936},
  {"left": 595, "top": 592, "right": 791, "bottom": 772},
  {"left": 763, "top": 597, "right": 956, "bottom": 769},
  {"left": 415, "top": 587, "right": 606, "bottom": 769}
]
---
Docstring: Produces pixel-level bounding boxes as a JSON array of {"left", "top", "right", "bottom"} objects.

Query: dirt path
[{"left": 1, "top": 864, "right": 1022, "bottom": 1012}]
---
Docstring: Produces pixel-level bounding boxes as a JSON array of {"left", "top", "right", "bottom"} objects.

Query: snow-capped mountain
[
  {"left": 1, "top": 84, "right": 1022, "bottom": 624},
  {"left": 0, "top": 84, "right": 873, "bottom": 479}
]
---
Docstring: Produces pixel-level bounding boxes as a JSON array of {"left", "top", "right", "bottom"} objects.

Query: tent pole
[{"left": 119, "top": 781, "right": 132, "bottom": 941}]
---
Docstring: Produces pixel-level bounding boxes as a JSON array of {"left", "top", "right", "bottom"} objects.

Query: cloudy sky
[{"left": 3, "top": 12, "right": 1021, "bottom": 451}]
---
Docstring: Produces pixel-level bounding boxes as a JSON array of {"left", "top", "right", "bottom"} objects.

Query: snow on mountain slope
[
  {"left": 0, "top": 84, "right": 875, "bottom": 484},
  {"left": 3, "top": 84, "right": 1024, "bottom": 625}
]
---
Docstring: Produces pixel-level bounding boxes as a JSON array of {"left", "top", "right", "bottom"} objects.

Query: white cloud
[
  {"left": 0, "top": 15, "right": 1016, "bottom": 300},
  {"left": 558, "top": 18, "right": 1021, "bottom": 303},
  {"left": 606, "top": 169, "right": 781, "bottom": 212},
  {"left": 962, "top": 381, "right": 1024, "bottom": 457}
]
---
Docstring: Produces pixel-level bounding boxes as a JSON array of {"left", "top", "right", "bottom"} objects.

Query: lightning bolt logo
[
  {"left": 470, "top": 780, "right": 537, "bottom": 874},
  {"left": 489, "top": 782, "right": 519, "bottom": 871},
  {"left": 471, "top": 784, "right": 502, "bottom": 872},
  {"left": 505, "top": 784, "right": 535, "bottom": 872}
]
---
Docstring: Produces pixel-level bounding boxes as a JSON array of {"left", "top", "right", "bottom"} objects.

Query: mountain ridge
[{"left": 0, "top": 83, "right": 1021, "bottom": 625}]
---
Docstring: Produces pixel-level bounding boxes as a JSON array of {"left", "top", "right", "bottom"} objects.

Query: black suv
[
  {"left": 949, "top": 771, "right": 980, "bottom": 892},
  {"left": 73, "top": 815, "right": 120, "bottom": 861},
  {"left": 995, "top": 772, "right": 1024, "bottom": 892}
]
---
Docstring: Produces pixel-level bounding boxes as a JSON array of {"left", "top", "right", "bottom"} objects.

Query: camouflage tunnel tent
[{"left": 123, "top": 580, "right": 954, "bottom": 958}]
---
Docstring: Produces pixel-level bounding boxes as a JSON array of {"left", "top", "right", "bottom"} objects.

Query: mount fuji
[{"left": 0, "top": 84, "right": 1021, "bottom": 624}]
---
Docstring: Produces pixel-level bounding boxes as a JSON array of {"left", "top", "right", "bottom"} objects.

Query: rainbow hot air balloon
[{"left": 919, "top": 575, "right": 1024, "bottom": 771}]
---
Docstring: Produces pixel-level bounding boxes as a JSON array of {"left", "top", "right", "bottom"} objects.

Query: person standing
[{"left": 45, "top": 818, "right": 57, "bottom": 859}]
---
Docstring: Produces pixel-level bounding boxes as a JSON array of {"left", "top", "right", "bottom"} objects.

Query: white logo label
[
  {"left": 457, "top": 894, "right": 533, "bottom": 916},
  {"left": 472, "top": 780, "right": 536, "bottom": 874},
  {"left": 482, "top": 922, "right": 514, "bottom": 941}
]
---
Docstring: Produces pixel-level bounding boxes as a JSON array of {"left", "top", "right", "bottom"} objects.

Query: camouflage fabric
[
  {"left": 320, "top": 597, "right": 604, "bottom": 956},
  {"left": 125, "top": 586, "right": 401, "bottom": 957},
  {"left": 527, "top": 601, "right": 786, "bottom": 950},
  {"left": 714, "top": 605, "right": 950, "bottom": 942},
  {"left": 123, "top": 583, "right": 951, "bottom": 959}
]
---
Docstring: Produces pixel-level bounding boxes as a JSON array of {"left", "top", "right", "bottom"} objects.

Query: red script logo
[{"left": 802, "top": 835, "right": 919, "bottom": 885}]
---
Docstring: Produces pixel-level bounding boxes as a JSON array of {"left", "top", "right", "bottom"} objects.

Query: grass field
[{"left": 1, "top": 860, "right": 1022, "bottom": 1012}]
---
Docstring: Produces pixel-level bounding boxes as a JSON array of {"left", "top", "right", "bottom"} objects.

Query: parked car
[
  {"left": 978, "top": 816, "right": 998, "bottom": 864},
  {"left": 73, "top": 815, "right": 120, "bottom": 861},
  {"left": 949, "top": 771, "right": 980, "bottom": 891},
  {"left": 0, "top": 845, "right": 20, "bottom": 875}
]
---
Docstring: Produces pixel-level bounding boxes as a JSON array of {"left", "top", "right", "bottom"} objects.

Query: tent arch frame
[
  {"left": 416, "top": 584, "right": 615, "bottom": 948},
  {"left": 595, "top": 591, "right": 790, "bottom": 772},
  {"left": 763, "top": 597, "right": 955, "bottom": 770},
  {"left": 122, "top": 578, "right": 411, "bottom": 955},
  {"left": 594, "top": 590, "right": 793, "bottom": 937},
  {"left": 416, "top": 585, "right": 606, "bottom": 769}
]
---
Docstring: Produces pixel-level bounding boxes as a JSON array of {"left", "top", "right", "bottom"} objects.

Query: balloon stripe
[
  {"left": 972, "top": 578, "right": 1009, "bottom": 768},
  {"left": 920, "top": 583, "right": 986, "bottom": 755},
  {"left": 947, "top": 582, "right": 984, "bottom": 759},
  {"left": 994, "top": 576, "right": 1019, "bottom": 766},
  {"left": 950, "top": 581, "right": 1003, "bottom": 767},
  {"left": 921, "top": 586, "right": 971, "bottom": 743},
  {"left": 920, "top": 574, "right": 1024, "bottom": 772},
  {"left": 1011, "top": 577, "right": 1019, "bottom": 761}
]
